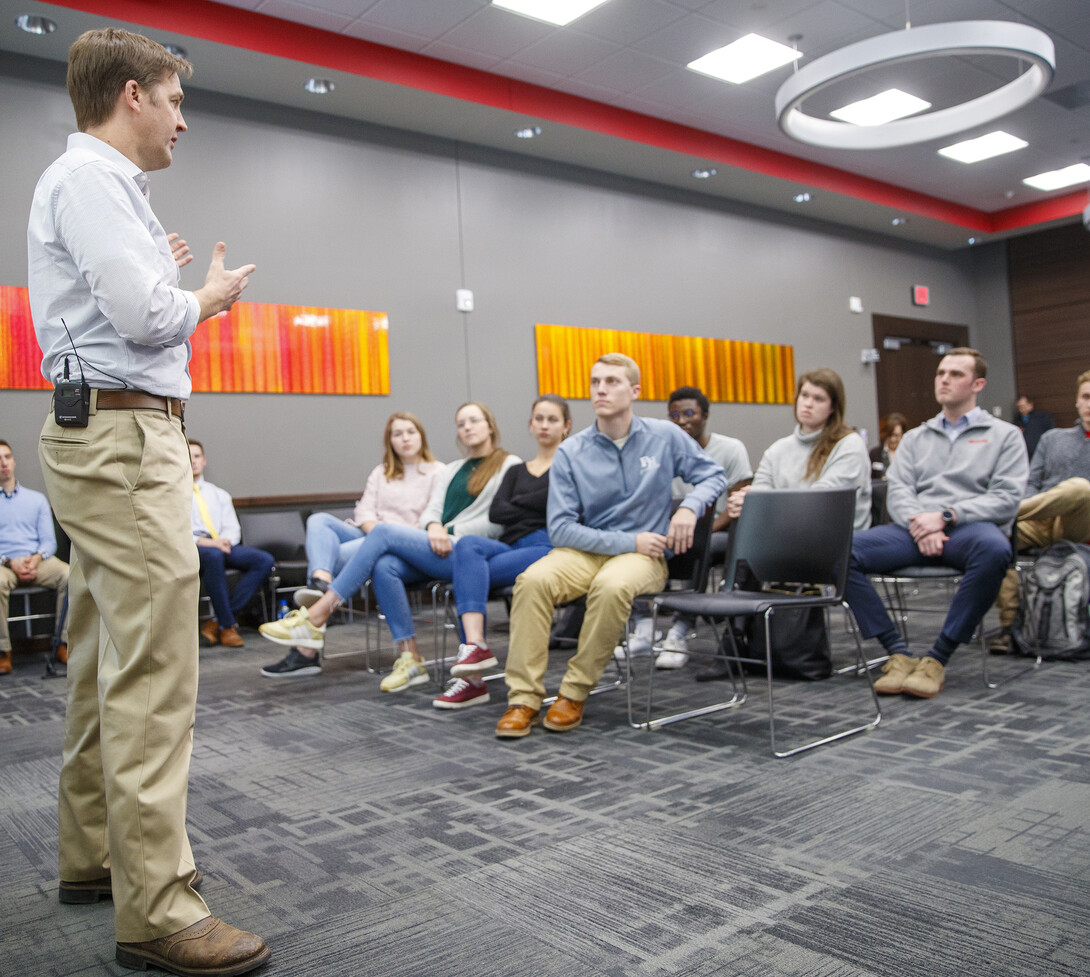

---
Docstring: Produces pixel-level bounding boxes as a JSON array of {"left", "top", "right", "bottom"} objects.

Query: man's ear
[
  {"left": 631, "top": 383, "right": 641, "bottom": 401},
  {"left": 973, "top": 376, "right": 987, "bottom": 395}
]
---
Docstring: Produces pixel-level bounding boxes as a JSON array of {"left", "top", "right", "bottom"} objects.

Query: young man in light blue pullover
[
  {"left": 846, "top": 348, "right": 1028, "bottom": 698},
  {"left": 496, "top": 353, "right": 726, "bottom": 737}
]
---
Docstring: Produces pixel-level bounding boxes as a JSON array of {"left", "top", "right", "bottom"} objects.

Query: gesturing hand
[
  {"left": 195, "top": 242, "right": 257, "bottom": 322},
  {"left": 167, "top": 233, "right": 192, "bottom": 268}
]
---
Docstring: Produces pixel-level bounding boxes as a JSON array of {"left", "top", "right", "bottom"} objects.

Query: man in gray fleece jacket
[
  {"left": 991, "top": 370, "right": 1090, "bottom": 648},
  {"left": 845, "top": 348, "right": 1028, "bottom": 697}
]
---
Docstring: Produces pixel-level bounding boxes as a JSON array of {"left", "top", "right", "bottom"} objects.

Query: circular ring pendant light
[{"left": 775, "top": 20, "right": 1055, "bottom": 150}]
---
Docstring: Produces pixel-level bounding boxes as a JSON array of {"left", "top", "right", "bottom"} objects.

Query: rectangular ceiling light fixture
[
  {"left": 1022, "top": 162, "right": 1090, "bottom": 191},
  {"left": 492, "top": 0, "right": 611, "bottom": 26},
  {"left": 687, "top": 34, "right": 802, "bottom": 85},
  {"left": 937, "top": 130, "right": 1028, "bottom": 163},
  {"left": 829, "top": 89, "right": 931, "bottom": 126}
]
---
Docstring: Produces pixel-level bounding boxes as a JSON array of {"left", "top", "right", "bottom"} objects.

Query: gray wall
[{"left": 0, "top": 55, "right": 1015, "bottom": 496}]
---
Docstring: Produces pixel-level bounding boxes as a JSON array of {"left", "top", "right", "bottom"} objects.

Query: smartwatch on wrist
[{"left": 941, "top": 508, "right": 956, "bottom": 528}]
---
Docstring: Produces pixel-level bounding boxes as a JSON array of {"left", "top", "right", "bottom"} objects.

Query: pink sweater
[{"left": 350, "top": 461, "right": 445, "bottom": 528}]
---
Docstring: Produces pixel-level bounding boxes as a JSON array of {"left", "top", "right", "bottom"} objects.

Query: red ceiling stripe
[{"left": 49, "top": 0, "right": 1083, "bottom": 235}]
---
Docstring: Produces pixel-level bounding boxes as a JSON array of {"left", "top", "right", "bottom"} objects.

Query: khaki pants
[
  {"left": 39, "top": 404, "right": 208, "bottom": 943},
  {"left": 505, "top": 548, "right": 667, "bottom": 710},
  {"left": 0, "top": 556, "right": 68, "bottom": 651},
  {"left": 997, "top": 477, "right": 1090, "bottom": 626}
]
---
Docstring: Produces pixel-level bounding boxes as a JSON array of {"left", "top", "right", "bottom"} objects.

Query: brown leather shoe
[
  {"left": 116, "top": 916, "right": 270, "bottom": 976},
  {"left": 55, "top": 642, "right": 68, "bottom": 664},
  {"left": 218, "top": 626, "right": 244, "bottom": 648},
  {"left": 0, "top": 650, "right": 11, "bottom": 675},
  {"left": 199, "top": 620, "right": 220, "bottom": 647},
  {"left": 60, "top": 869, "right": 203, "bottom": 904},
  {"left": 543, "top": 694, "right": 585, "bottom": 732},
  {"left": 495, "top": 705, "right": 540, "bottom": 738}
]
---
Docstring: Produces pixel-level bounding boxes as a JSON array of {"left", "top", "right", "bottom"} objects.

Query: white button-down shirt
[
  {"left": 28, "top": 133, "right": 201, "bottom": 399},
  {"left": 191, "top": 477, "right": 242, "bottom": 546}
]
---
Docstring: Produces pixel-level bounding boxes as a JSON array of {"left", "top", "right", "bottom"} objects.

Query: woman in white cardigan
[
  {"left": 260, "top": 403, "right": 519, "bottom": 690},
  {"left": 728, "top": 367, "right": 872, "bottom": 532}
]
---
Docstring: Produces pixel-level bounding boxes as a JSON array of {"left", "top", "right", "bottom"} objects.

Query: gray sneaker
[{"left": 261, "top": 648, "right": 322, "bottom": 678}]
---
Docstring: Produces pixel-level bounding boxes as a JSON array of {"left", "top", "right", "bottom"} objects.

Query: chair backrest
[
  {"left": 723, "top": 488, "right": 856, "bottom": 597},
  {"left": 664, "top": 505, "right": 716, "bottom": 591},
  {"left": 237, "top": 510, "right": 306, "bottom": 561}
]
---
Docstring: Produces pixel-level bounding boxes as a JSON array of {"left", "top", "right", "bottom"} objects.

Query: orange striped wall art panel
[
  {"left": 535, "top": 323, "right": 795, "bottom": 404},
  {"left": 1, "top": 287, "right": 389, "bottom": 395}
]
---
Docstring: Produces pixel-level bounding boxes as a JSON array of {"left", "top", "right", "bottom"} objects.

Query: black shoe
[
  {"left": 695, "top": 657, "right": 732, "bottom": 682},
  {"left": 307, "top": 576, "right": 330, "bottom": 593},
  {"left": 261, "top": 648, "right": 321, "bottom": 678}
]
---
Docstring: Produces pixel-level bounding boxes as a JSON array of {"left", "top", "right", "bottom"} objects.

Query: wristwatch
[
  {"left": 1, "top": 556, "right": 10, "bottom": 568},
  {"left": 941, "top": 508, "right": 956, "bottom": 528}
]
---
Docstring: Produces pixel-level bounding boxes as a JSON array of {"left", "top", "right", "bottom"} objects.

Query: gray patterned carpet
[{"left": 3, "top": 586, "right": 1090, "bottom": 977}]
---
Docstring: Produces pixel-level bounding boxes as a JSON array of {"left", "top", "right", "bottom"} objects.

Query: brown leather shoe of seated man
[
  {"left": 495, "top": 705, "right": 540, "bottom": 738},
  {"left": 543, "top": 694, "right": 585, "bottom": 732},
  {"left": 56, "top": 642, "right": 68, "bottom": 664},
  {"left": 218, "top": 626, "right": 244, "bottom": 648},
  {"left": 116, "top": 916, "right": 270, "bottom": 976},
  {"left": 0, "top": 650, "right": 11, "bottom": 674},
  {"left": 199, "top": 620, "right": 220, "bottom": 647}
]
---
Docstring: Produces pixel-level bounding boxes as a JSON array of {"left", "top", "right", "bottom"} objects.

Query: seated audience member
[
  {"left": 259, "top": 403, "right": 519, "bottom": 683},
  {"left": 991, "top": 371, "right": 1090, "bottom": 651},
  {"left": 494, "top": 353, "right": 726, "bottom": 738},
  {"left": 692, "top": 369, "right": 872, "bottom": 682},
  {"left": 0, "top": 439, "right": 68, "bottom": 672},
  {"left": 190, "top": 440, "right": 275, "bottom": 648},
  {"left": 728, "top": 368, "right": 872, "bottom": 532},
  {"left": 845, "top": 349, "right": 1027, "bottom": 698},
  {"left": 304, "top": 412, "right": 443, "bottom": 592},
  {"left": 639, "top": 385, "right": 752, "bottom": 670},
  {"left": 870, "top": 412, "right": 907, "bottom": 478},
  {"left": 1015, "top": 394, "right": 1055, "bottom": 460},
  {"left": 433, "top": 394, "right": 572, "bottom": 709}
]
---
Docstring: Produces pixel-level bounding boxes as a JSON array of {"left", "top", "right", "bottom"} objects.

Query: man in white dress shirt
[
  {"left": 190, "top": 440, "right": 274, "bottom": 648},
  {"left": 29, "top": 27, "right": 269, "bottom": 975}
]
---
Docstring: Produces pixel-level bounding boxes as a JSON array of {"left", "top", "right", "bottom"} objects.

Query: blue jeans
[
  {"left": 845, "top": 522, "right": 1011, "bottom": 649},
  {"left": 329, "top": 522, "right": 463, "bottom": 642},
  {"left": 451, "top": 529, "right": 552, "bottom": 617},
  {"left": 198, "top": 544, "right": 275, "bottom": 628},
  {"left": 305, "top": 511, "right": 366, "bottom": 579}
]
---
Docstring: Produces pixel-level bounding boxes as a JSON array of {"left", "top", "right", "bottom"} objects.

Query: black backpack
[{"left": 1011, "top": 540, "right": 1090, "bottom": 660}]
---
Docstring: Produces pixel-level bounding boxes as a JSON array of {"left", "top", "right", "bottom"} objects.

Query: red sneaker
[
  {"left": 450, "top": 642, "right": 499, "bottom": 677},
  {"left": 433, "top": 677, "right": 490, "bottom": 710}
]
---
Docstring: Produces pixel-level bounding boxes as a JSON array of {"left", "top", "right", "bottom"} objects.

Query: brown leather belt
[{"left": 95, "top": 390, "right": 185, "bottom": 419}]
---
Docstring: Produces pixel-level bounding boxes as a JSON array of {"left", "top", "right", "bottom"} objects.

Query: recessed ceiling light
[
  {"left": 515, "top": 126, "right": 542, "bottom": 139},
  {"left": 938, "top": 131, "right": 1027, "bottom": 163},
  {"left": 793, "top": 192, "right": 811, "bottom": 203},
  {"left": 14, "top": 14, "right": 56, "bottom": 34},
  {"left": 303, "top": 78, "right": 335, "bottom": 95},
  {"left": 830, "top": 89, "right": 931, "bottom": 127},
  {"left": 1023, "top": 162, "right": 1090, "bottom": 191},
  {"left": 692, "top": 168, "right": 717, "bottom": 179},
  {"left": 687, "top": 34, "right": 802, "bottom": 85},
  {"left": 492, "top": 0, "right": 611, "bottom": 27},
  {"left": 163, "top": 43, "right": 188, "bottom": 58},
  {"left": 890, "top": 217, "right": 907, "bottom": 226}
]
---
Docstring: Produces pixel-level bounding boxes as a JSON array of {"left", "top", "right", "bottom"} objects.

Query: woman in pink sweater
[{"left": 304, "top": 412, "right": 444, "bottom": 592}]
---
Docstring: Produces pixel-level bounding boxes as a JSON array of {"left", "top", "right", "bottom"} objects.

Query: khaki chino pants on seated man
[
  {"left": 0, "top": 557, "right": 69, "bottom": 652},
  {"left": 505, "top": 548, "right": 668, "bottom": 709},
  {"left": 39, "top": 403, "right": 208, "bottom": 943},
  {"left": 996, "top": 476, "right": 1090, "bottom": 628}
]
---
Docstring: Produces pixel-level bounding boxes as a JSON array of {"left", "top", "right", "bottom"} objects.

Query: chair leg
[{"left": 767, "top": 604, "right": 881, "bottom": 759}]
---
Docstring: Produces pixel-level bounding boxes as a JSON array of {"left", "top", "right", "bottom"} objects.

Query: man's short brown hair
[
  {"left": 594, "top": 353, "right": 640, "bottom": 386},
  {"left": 943, "top": 347, "right": 987, "bottom": 380},
  {"left": 67, "top": 28, "right": 192, "bottom": 131},
  {"left": 187, "top": 438, "right": 204, "bottom": 453},
  {"left": 1077, "top": 370, "right": 1090, "bottom": 389}
]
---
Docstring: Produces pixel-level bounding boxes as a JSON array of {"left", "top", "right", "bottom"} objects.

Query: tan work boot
[
  {"left": 902, "top": 656, "right": 945, "bottom": 698},
  {"left": 116, "top": 915, "right": 270, "bottom": 975},
  {"left": 872, "top": 653, "right": 916, "bottom": 694}
]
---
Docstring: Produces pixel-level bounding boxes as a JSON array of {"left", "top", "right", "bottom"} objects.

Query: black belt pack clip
[{"left": 54, "top": 380, "right": 90, "bottom": 427}]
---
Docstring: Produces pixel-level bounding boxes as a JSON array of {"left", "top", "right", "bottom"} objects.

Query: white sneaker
[
  {"left": 655, "top": 633, "right": 689, "bottom": 669},
  {"left": 614, "top": 618, "right": 654, "bottom": 660}
]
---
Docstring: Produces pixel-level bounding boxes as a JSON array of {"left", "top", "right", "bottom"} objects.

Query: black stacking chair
[
  {"left": 639, "top": 488, "right": 880, "bottom": 758},
  {"left": 237, "top": 510, "right": 308, "bottom": 620}
]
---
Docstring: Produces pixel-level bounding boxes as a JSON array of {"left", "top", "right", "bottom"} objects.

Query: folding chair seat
[
  {"left": 637, "top": 488, "right": 881, "bottom": 757},
  {"left": 237, "top": 510, "right": 308, "bottom": 621}
]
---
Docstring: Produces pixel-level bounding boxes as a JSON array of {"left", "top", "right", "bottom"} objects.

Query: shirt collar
[
  {"left": 67, "top": 132, "right": 149, "bottom": 197},
  {"left": 0, "top": 482, "right": 18, "bottom": 500}
]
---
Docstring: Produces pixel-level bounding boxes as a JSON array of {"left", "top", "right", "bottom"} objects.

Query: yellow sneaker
[
  {"left": 380, "top": 651, "right": 430, "bottom": 692},
  {"left": 258, "top": 607, "right": 325, "bottom": 650}
]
